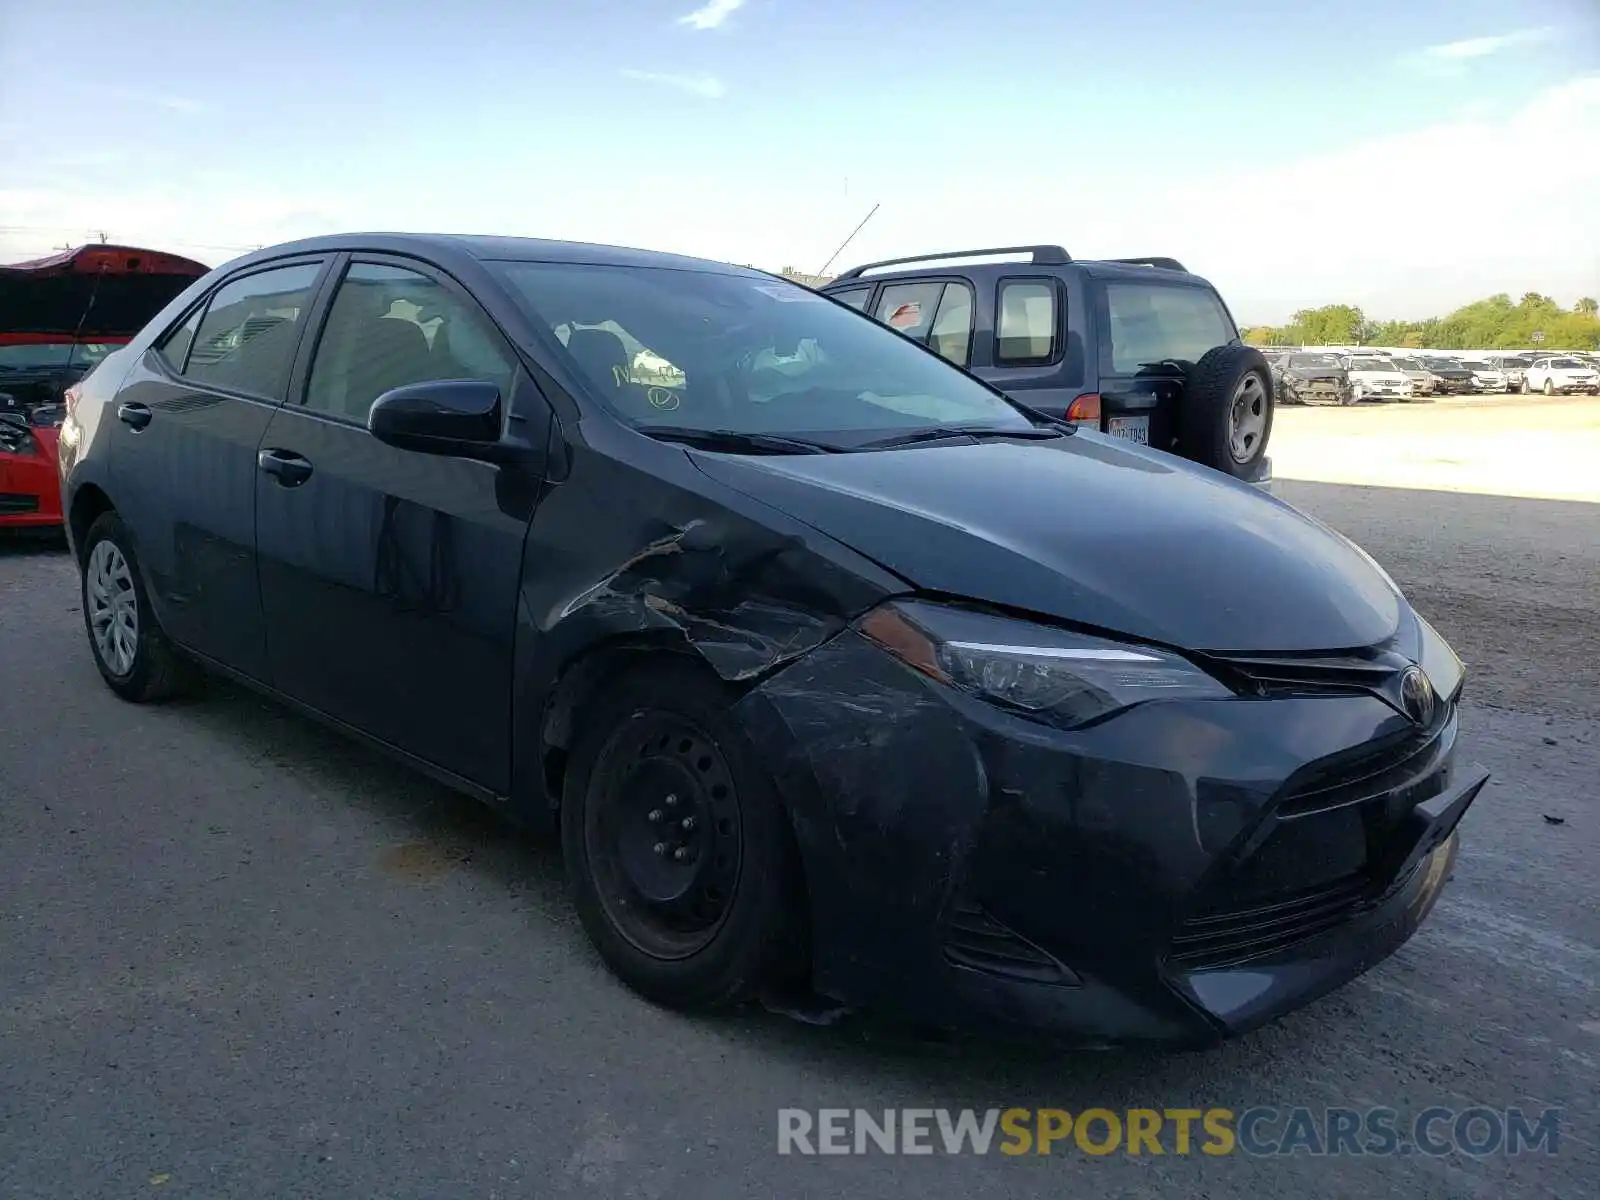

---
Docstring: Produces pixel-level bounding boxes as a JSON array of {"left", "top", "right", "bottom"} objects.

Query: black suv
[{"left": 822, "top": 245, "right": 1273, "bottom": 481}]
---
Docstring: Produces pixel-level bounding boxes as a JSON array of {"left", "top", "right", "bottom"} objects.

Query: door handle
[
  {"left": 117, "top": 402, "right": 153, "bottom": 431},
  {"left": 257, "top": 448, "right": 314, "bottom": 487}
]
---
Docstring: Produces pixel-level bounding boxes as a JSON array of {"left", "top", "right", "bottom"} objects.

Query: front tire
[
  {"left": 561, "top": 660, "right": 805, "bottom": 1009},
  {"left": 1544, "top": 379, "right": 1555, "bottom": 396},
  {"left": 80, "top": 511, "right": 192, "bottom": 702}
]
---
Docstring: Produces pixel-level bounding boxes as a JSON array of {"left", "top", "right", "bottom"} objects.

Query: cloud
[
  {"left": 81, "top": 84, "right": 208, "bottom": 114},
  {"left": 620, "top": 69, "right": 726, "bottom": 99},
  {"left": 1407, "top": 26, "right": 1558, "bottom": 72},
  {"left": 677, "top": 0, "right": 744, "bottom": 30}
]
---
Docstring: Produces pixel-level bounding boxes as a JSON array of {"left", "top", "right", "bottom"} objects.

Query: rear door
[
  {"left": 106, "top": 257, "right": 332, "bottom": 680},
  {"left": 1092, "top": 277, "right": 1239, "bottom": 452},
  {"left": 253, "top": 257, "right": 547, "bottom": 790}
]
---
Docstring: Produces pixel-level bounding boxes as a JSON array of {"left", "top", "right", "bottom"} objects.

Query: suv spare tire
[{"left": 1177, "top": 344, "right": 1274, "bottom": 477}]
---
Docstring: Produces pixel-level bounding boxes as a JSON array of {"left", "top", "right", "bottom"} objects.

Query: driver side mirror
[{"left": 368, "top": 380, "right": 504, "bottom": 460}]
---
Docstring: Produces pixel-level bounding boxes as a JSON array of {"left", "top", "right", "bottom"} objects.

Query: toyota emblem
[{"left": 1398, "top": 665, "right": 1435, "bottom": 726}]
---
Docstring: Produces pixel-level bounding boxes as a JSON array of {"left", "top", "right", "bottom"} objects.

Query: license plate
[{"left": 1106, "top": 416, "right": 1150, "bottom": 445}]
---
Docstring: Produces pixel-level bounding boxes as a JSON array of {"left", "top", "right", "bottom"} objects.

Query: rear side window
[
  {"left": 1105, "top": 282, "right": 1234, "bottom": 373},
  {"left": 927, "top": 283, "right": 974, "bottom": 366},
  {"left": 182, "top": 262, "right": 325, "bottom": 399},
  {"left": 157, "top": 307, "right": 204, "bottom": 373},
  {"left": 996, "top": 280, "right": 1057, "bottom": 364},
  {"left": 828, "top": 286, "right": 873, "bottom": 312},
  {"left": 874, "top": 282, "right": 945, "bottom": 341}
]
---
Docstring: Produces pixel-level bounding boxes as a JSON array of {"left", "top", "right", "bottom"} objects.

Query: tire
[
  {"left": 79, "top": 511, "right": 193, "bottom": 702},
  {"left": 1521, "top": 378, "right": 1530, "bottom": 394},
  {"left": 1544, "top": 379, "right": 1555, "bottom": 396},
  {"left": 1177, "top": 345, "right": 1275, "bottom": 477},
  {"left": 561, "top": 659, "right": 805, "bottom": 1010}
]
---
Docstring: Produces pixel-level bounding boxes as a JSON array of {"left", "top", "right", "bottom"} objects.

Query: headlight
[
  {"left": 859, "top": 600, "right": 1231, "bottom": 728},
  {"left": 1416, "top": 614, "right": 1464, "bottom": 704}
]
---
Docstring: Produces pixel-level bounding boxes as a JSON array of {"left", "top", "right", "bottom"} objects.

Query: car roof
[{"left": 221, "top": 233, "right": 761, "bottom": 278}]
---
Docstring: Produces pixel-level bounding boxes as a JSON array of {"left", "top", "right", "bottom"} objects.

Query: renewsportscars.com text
[{"left": 777, "top": 1106, "right": 1562, "bottom": 1157}]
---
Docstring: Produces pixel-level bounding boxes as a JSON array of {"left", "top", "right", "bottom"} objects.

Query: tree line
[{"left": 1242, "top": 293, "right": 1600, "bottom": 351}]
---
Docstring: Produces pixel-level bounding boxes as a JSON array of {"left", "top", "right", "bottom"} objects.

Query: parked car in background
[
  {"left": 1483, "top": 354, "right": 1532, "bottom": 392},
  {"left": 1457, "top": 359, "right": 1506, "bottom": 393},
  {"left": 1420, "top": 357, "right": 1476, "bottom": 394},
  {"left": 0, "top": 244, "right": 208, "bottom": 532},
  {"left": 58, "top": 232, "right": 1491, "bottom": 1047},
  {"left": 823, "top": 247, "right": 1273, "bottom": 481},
  {"left": 1387, "top": 356, "right": 1436, "bottom": 397},
  {"left": 1342, "top": 355, "right": 1414, "bottom": 402},
  {"left": 1274, "top": 352, "right": 1352, "bottom": 405},
  {"left": 1523, "top": 356, "right": 1600, "bottom": 395}
]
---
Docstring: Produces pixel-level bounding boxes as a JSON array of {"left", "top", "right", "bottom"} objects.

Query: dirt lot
[{"left": 1272, "top": 395, "right": 1600, "bottom": 720}]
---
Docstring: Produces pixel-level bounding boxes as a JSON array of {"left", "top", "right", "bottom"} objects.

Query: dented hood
[{"left": 689, "top": 433, "right": 1403, "bottom": 653}]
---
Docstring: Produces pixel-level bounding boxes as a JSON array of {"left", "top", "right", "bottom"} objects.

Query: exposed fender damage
[{"left": 507, "top": 442, "right": 906, "bottom": 820}]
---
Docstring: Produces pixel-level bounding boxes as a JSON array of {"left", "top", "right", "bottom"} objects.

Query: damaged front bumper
[{"left": 735, "top": 629, "right": 1485, "bottom": 1046}]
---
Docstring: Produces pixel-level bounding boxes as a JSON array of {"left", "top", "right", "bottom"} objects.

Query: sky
[{"left": 1, "top": 0, "right": 1597, "bottom": 324}]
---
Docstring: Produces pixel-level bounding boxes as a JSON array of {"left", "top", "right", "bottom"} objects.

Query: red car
[{"left": 1, "top": 244, "right": 209, "bottom": 530}]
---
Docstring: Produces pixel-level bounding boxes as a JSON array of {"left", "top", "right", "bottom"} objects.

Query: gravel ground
[{"left": 1, "top": 404, "right": 1595, "bottom": 1198}]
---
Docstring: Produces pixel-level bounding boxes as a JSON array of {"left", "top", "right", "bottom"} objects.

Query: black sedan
[{"left": 58, "top": 234, "right": 1487, "bottom": 1046}]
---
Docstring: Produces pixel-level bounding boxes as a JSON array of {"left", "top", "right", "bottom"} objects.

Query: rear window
[
  {"left": 0, "top": 341, "right": 113, "bottom": 371},
  {"left": 1104, "top": 282, "right": 1235, "bottom": 373}
]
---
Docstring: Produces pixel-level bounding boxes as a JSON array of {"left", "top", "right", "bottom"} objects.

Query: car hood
[{"left": 690, "top": 434, "right": 1403, "bottom": 653}]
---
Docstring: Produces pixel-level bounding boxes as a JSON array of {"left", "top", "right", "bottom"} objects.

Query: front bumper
[{"left": 737, "top": 630, "right": 1485, "bottom": 1046}]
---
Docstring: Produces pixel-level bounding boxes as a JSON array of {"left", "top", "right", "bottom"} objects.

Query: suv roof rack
[
  {"left": 1105, "top": 256, "right": 1188, "bottom": 272},
  {"left": 832, "top": 244, "right": 1071, "bottom": 282}
]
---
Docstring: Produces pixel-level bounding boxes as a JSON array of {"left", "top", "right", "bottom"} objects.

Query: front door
[
  {"left": 107, "top": 258, "right": 331, "bottom": 680},
  {"left": 253, "top": 258, "right": 548, "bottom": 790}
]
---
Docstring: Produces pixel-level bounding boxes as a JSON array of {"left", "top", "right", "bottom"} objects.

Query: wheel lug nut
[
  {"left": 666, "top": 793, "right": 678, "bottom": 807},
  {"left": 681, "top": 816, "right": 697, "bottom": 832},
  {"left": 647, "top": 809, "right": 664, "bottom": 823},
  {"left": 673, "top": 847, "right": 692, "bottom": 862},
  {"left": 652, "top": 842, "right": 669, "bottom": 856}
]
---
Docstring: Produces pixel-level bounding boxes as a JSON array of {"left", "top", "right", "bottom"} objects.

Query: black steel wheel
[
  {"left": 561, "top": 659, "right": 805, "bottom": 1009},
  {"left": 584, "top": 712, "right": 745, "bottom": 960}
]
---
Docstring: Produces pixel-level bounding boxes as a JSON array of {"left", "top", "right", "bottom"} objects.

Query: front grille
[
  {"left": 0, "top": 493, "right": 41, "bottom": 515},
  {"left": 1170, "top": 874, "right": 1369, "bottom": 969},
  {"left": 941, "top": 893, "right": 1079, "bottom": 986},
  {"left": 1170, "top": 715, "right": 1453, "bottom": 971}
]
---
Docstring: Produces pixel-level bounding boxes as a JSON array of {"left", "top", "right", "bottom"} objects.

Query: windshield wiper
[
  {"left": 857, "top": 425, "right": 1068, "bottom": 450},
  {"left": 639, "top": 426, "right": 842, "bottom": 455}
]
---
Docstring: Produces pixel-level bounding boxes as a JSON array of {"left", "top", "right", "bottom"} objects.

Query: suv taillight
[{"left": 1066, "top": 393, "right": 1102, "bottom": 427}]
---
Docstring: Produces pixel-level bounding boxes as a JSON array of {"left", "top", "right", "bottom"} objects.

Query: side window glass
[
  {"left": 156, "top": 306, "right": 204, "bottom": 374},
  {"left": 829, "top": 286, "right": 873, "bottom": 312},
  {"left": 184, "top": 263, "right": 324, "bottom": 398},
  {"left": 996, "top": 280, "right": 1057, "bottom": 364},
  {"left": 873, "top": 282, "right": 945, "bottom": 344},
  {"left": 305, "top": 262, "right": 518, "bottom": 423},
  {"left": 928, "top": 283, "right": 974, "bottom": 366}
]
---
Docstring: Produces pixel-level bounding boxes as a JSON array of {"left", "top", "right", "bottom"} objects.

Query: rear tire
[
  {"left": 1177, "top": 345, "right": 1275, "bottom": 477},
  {"left": 79, "top": 512, "right": 193, "bottom": 703},
  {"left": 561, "top": 659, "right": 805, "bottom": 1009}
]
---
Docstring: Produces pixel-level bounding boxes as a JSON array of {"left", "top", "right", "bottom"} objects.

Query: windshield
[
  {"left": 495, "top": 263, "right": 1036, "bottom": 444},
  {"left": 1345, "top": 358, "right": 1393, "bottom": 372},
  {"left": 1549, "top": 358, "right": 1584, "bottom": 369},
  {"left": 1288, "top": 354, "right": 1340, "bottom": 368},
  {"left": 1460, "top": 361, "right": 1490, "bottom": 370},
  {"left": 1392, "top": 357, "right": 1422, "bottom": 370},
  {"left": 0, "top": 341, "right": 116, "bottom": 372}
]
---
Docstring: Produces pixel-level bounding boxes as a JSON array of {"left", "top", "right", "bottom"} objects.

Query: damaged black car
[{"left": 60, "top": 234, "right": 1488, "bottom": 1047}]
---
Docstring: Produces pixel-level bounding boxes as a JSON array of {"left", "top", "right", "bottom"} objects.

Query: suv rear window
[{"left": 1104, "top": 282, "right": 1235, "bottom": 373}]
